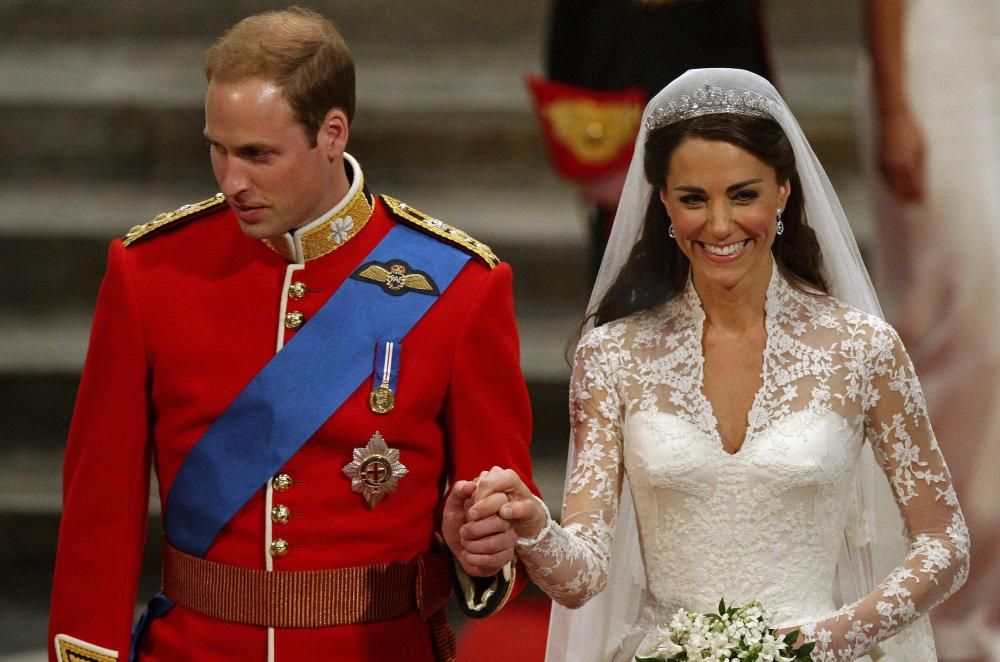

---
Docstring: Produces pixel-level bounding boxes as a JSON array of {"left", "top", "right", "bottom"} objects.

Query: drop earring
[
  {"left": 776, "top": 209, "right": 784, "bottom": 236},
  {"left": 668, "top": 223, "right": 676, "bottom": 238}
]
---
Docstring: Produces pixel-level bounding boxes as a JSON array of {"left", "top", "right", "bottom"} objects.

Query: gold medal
[
  {"left": 342, "top": 432, "right": 408, "bottom": 507},
  {"left": 369, "top": 341, "right": 398, "bottom": 415},
  {"left": 369, "top": 384, "right": 395, "bottom": 414}
]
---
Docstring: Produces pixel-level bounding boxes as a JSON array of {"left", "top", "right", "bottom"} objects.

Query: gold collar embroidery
[{"left": 262, "top": 155, "right": 374, "bottom": 263}]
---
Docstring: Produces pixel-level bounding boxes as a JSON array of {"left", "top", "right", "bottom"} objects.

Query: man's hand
[
  {"left": 471, "top": 466, "right": 548, "bottom": 541},
  {"left": 442, "top": 478, "right": 517, "bottom": 577}
]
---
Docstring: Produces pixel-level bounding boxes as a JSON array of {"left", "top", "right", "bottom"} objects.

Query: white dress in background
[
  {"left": 866, "top": 1, "right": 1000, "bottom": 653},
  {"left": 518, "top": 271, "right": 968, "bottom": 661}
]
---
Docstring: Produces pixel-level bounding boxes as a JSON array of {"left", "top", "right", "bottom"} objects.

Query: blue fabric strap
[
  {"left": 164, "top": 225, "right": 470, "bottom": 557},
  {"left": 130, "top": 592, "right": 174, "bottom": 661}
]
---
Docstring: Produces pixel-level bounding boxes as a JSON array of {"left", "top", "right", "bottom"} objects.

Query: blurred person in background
[
  {"left": 528, "top": 0, "right": 774, "bottom": 283},
  {"left": 864, "top": 2, "right": 1000, "bottom": 659}
]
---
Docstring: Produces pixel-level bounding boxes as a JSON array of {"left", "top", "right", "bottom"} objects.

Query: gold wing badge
[{"left": 350, "top": 260, "right": 440, "bottom": 296}]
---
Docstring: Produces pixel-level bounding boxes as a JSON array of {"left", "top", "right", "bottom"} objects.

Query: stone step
[
  {"left": 0, "top": 0, "right": 860, "bottom": 55},
  {"left": 0, "top": 163, "right": 873, "bottom": 318},
  {"left": 0, "top": 179, "right": 590, "bottom": 317},
  {"left": 0, "top": 371, "right": 79, "bottom": 451},
  {"left": 0, "top": 36, "right": 866, "bottom": 184},
  {"left": 0, "top": 38, "right": 550, "bottom": 183},
  {"left": 0, "top": 0, "right": 547, "bottom": 44},
  {"left": 0, "top": 100, "right": 553, "bottom": 185},
  {"left": 0, "top": 509, "right": 164, "bottom": 655}
]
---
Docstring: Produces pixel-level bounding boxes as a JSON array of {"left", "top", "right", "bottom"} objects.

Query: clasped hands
[{"left": 442, "top": 466, "right": 547, "bottom": 577}]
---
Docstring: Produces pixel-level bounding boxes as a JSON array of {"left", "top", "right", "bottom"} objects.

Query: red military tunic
[{"left": 49, "top": 155, "right": 536, "bottom": 661}]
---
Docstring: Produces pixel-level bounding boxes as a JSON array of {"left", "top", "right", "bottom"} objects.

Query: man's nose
[{"left": 216, "top": 159, "right": 249, "bottom": 198}]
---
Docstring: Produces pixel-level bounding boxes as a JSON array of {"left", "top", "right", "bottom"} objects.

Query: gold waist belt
[{"left": 162, "top": 542, "right": 451, "bottom": 629}]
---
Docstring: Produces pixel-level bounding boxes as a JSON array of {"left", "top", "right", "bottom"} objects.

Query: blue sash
[{"left": 163, "top": 224, "right": 471, "bottom": 557}]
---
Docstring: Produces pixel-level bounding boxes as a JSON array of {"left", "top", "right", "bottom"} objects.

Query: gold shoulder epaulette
[
  {"left": 122, "top": 193, "right": 227, "bottom": 247},
  {"left": 380, "top": 194, "right": 499, "bottom": 268}
]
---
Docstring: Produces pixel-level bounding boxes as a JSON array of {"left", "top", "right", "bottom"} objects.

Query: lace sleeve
[
  {"left": 802, "top": 322, "right": 970, "bottom": 660},
  {"left": 516, "top": 327, "right": 625, "bottom": 609}
]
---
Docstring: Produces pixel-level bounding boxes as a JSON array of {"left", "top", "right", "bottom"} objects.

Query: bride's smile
[
  {"left": 659, "top": 137, "right": 789, "bottom": 295},
  {"left": 699, "top": 237, "right": 753, "bottom": 259}
]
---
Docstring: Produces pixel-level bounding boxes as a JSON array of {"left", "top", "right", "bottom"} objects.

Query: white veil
[{"left": 545, "top": 68, "right": 933, "bottom": 661}]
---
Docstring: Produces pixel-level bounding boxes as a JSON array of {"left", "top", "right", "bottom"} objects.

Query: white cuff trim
[{"left": 515, "top": 494, "right": 554, "bottom": 548}]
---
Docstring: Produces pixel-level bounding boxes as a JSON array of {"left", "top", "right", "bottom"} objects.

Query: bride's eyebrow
[
  {"left": 673, "top": 178, "right": 763, "bottom": 194},
  {"left": 727, "top": 178, "right": 763, "bottom": 191}
]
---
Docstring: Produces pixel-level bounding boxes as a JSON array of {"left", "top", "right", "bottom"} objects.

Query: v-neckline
[
  {"left": 699, "top": 330, "right": 770, "bottom": 456},
  {"left": 685, "top": 272, "right": 778, "bottom": 457}
]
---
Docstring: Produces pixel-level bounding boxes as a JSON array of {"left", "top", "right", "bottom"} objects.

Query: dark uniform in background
[
  {"left": 539, "top": 0, "right": 774, "bottom": 279},
  {"left": 547, "top": 0, "right": 772, "bottom": 97}
]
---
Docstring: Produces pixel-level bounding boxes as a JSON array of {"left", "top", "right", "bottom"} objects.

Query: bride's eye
[
  {"left": 733, "top": 189, "right": 759, "bottom": 202},
  {"left": 679, "top": 194, "right": 705, "bottom": 206}
]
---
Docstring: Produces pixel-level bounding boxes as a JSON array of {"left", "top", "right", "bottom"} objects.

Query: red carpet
[{"left": 456, "top": 595, "right": 551, "bottom": 661}]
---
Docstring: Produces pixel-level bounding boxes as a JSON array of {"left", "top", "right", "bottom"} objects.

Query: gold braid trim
[
  {"left": 55, "top": 635, "right": 118, "bottom": 662},
  {"left": 161, "top": 542, "right": 453, "bottom": 628},
  {"left": 380, "top": 195, "right": 499, "bottom": 268},
  {"left": 122, "top": 193, "right": 227, "bottom": 247}
]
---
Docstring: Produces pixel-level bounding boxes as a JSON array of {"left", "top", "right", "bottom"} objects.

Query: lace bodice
[{"left": 518, "top": 272, "right": 968, "bottom": 660}]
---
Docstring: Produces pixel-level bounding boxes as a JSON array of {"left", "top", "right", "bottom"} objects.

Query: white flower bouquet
[{"left": 636, "top": 600, "right": 815, "bottom": 662}]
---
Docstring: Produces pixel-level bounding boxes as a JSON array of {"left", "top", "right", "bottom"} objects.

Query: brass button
[
  {"left": 270, "top": 538, "right": 290, "bottom": 558},
  {"left": 585, "top": 121, "right": 605, "bottom": 141},
  {"left": 271, "top": 504, "right": 291, "bottom": 525},
  {"left": 288, "top": 281, "right": 307, "bottom": 300},
  {"left": 284, "top": 310, "right": 304, "bottom": 329},
  {"left": 272, "top": 473, "right": 293, "bottom": 492}
]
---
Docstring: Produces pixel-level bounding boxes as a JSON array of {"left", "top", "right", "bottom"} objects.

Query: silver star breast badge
[{"left": 342, "top": 431, "right": 408, "bottom": 507}]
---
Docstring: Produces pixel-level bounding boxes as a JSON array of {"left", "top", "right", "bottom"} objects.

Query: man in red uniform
[{"left": 48, "top": 7, "right": 535, "bottom": 661}]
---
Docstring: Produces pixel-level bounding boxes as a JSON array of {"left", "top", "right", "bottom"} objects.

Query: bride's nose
[{"left": 705, "top": 201, "right": 733, "bottom": 238}]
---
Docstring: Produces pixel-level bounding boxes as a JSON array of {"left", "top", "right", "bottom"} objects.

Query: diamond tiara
[{"left": 645, "top": 83, "right": 777, "bottom": 130}]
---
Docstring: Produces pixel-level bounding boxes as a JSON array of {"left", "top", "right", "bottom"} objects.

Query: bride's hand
[
  {"left": 773, "top": 625, "right": 806, "bottom": 648},
  {"left": 468, "top": 466, "right": 548, "bottom": 540}
]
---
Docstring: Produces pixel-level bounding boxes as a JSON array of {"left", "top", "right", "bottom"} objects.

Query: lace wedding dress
[{"left": 518, "top": 270, "right": 969, "bottom": 661}]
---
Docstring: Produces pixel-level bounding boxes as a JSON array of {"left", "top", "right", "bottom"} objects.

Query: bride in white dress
[{"left": 466, "top": 69, "right": 968, "bottom": 661}]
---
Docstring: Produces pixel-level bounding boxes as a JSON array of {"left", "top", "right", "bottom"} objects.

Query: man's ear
[{"left": 317, "top": 108, "right": 349, "bottom": 160}]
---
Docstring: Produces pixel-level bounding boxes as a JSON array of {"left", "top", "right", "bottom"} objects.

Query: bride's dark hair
[{"left": 588, "top": 113, "right": 828, "bottom": 328}]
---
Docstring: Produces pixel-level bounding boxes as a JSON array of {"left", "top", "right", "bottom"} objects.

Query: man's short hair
[{"left": 204, "top": 6, "right": 355, "bottom": 145}]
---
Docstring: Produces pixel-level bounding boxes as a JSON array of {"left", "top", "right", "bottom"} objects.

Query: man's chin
[{"left": 235, "top": 217, "right": 289, "bottom": 241}]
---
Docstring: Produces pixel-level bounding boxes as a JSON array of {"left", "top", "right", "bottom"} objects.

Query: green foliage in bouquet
[{"left": 636, "top": 599, "right": 816, "bottom": 662}]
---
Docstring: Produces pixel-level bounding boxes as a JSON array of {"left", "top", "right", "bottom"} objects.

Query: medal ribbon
[
  {"left": 163, "top": 224, "right": 470, "bottom": 557},
  {"left": 375, "top": 340, "right": 400, "bottom": 394}
]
